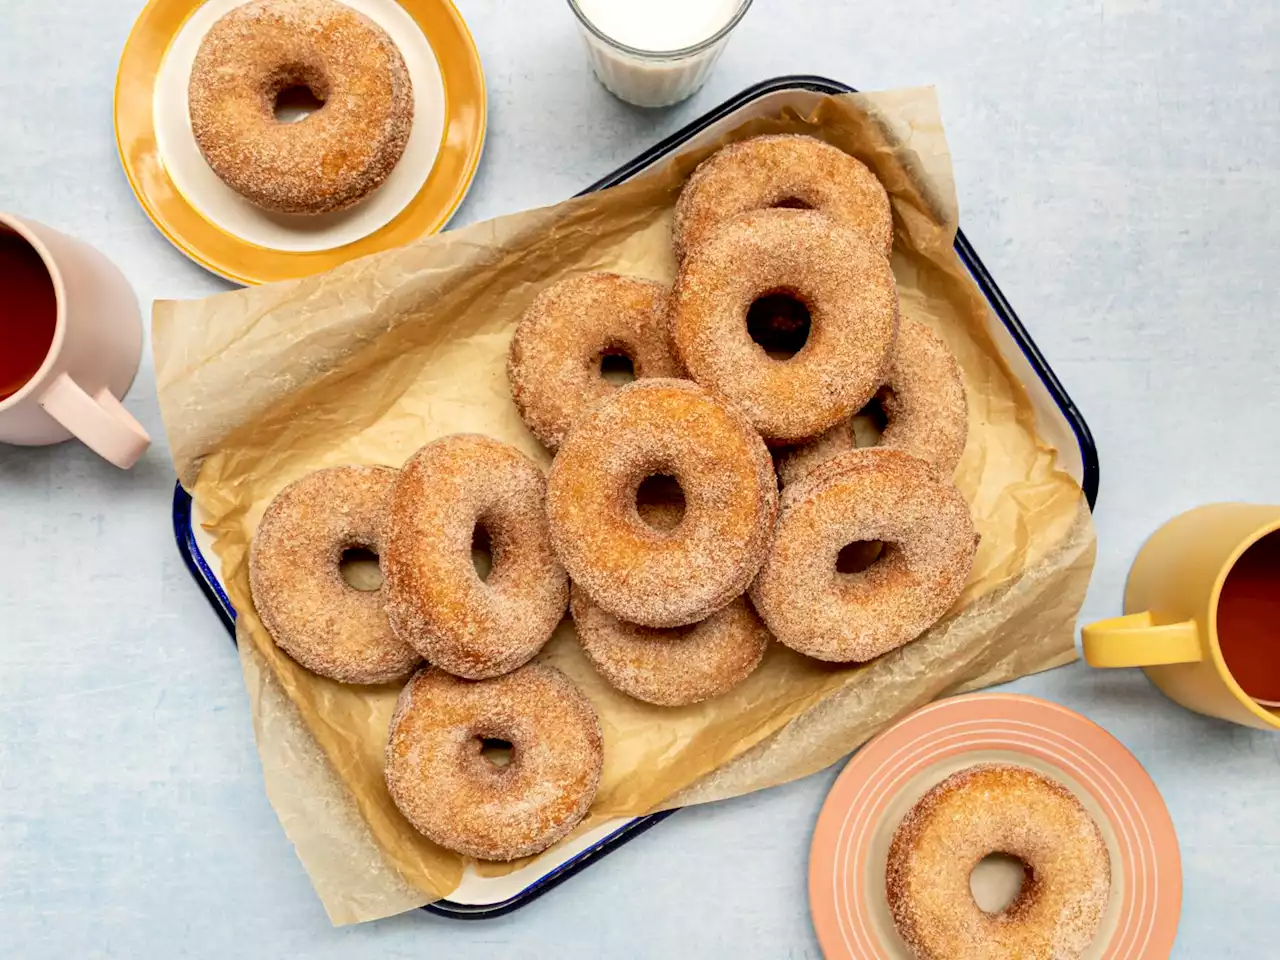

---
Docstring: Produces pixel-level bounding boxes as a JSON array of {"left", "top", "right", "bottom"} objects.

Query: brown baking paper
[{"left": 153, "top": 86, "right": 1094, "bottom": 924}]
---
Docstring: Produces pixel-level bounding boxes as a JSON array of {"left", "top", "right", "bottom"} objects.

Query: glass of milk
[{"left": 567, "top": 0, "right": 754, "bottom": 108}]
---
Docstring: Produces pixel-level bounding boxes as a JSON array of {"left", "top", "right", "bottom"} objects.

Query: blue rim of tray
[{"left": 171, "top": 73, "right": 1101, "bottom": 921}]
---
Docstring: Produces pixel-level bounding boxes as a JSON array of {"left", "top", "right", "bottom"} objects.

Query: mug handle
[
  {"left": 39, "top": 372, "right": 151, "bottom": 469},
  {"left": 1081, "top": 611, "right": 1203, "bottom": 668}
]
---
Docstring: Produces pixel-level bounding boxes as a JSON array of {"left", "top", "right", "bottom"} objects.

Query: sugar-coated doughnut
[
  {"left": 887, "top": 763, "right": 1111, "bottom": 960},
  {"left": 776, "top": 318, "right": 969, "bottom": 485},
  {"left": 876, "top": 318, "right": 968, "bottom": 471},
  {"left": 382, "top": 435, "right": 567, "bottom": 680},
  {"left": 508, "top": 273, "right": 683, "bottom": 451},
  {"left": 571, "top": 587, "right": 769, "bottom": 706},
  {"left": 750, "top": 448, "right": 977, "bottom": 662},
  {"left": 669, "top": 209, "right": 900, "bottom": 444},
  {"left": 249, "top": 466, "right": 421, "bottom": 684},
  {"left": 188, "top": 0, "right": 413, "bottom": 214},
  {"left": 547, "top": 379, "right": 778, "bottom": 629},
  {"left": 385, "top": 665, "right": 603, "bottom": 861},
  {"left": 672, "top": 134, "right": 893, "bottom": 261},
  {"left": 774, "top": 418, "right": 856, "bottom": 489}
]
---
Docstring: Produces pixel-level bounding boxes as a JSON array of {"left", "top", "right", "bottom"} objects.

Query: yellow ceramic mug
[{"left": 1082, "top": 503, "right": 1280, "bottom": 731}]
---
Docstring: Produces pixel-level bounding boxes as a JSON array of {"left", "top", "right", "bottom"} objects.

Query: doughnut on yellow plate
[
  {"left": 115, "top": 0, "right": 485, "bottom": 284},
  {"left": 809, "top": 693, "right": 1182, "bottom": 960}
]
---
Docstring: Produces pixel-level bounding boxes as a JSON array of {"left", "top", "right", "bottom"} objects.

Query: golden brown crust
[
  {"left": 249, "top": 465, "right": 421, "bottom": 684},
  {"left": 886, "top": 763, "right": 1111, "bottom": 960},
  {"left": 773, "top": 418, "right": 855, "bottom": 488},
  {"left": 188, "top": 0, "right": 413, "bottom": 214},
  {"left": 669, "top": 208, "right": 900, "bottom": 444},
  {"left": 382, "top": 434, "right": 568, "bottom": 679},
  {"left": 775, "top": 318, "right": 969, "bottom": 485},
  {"left": 672, "top": 134, "right": 894, "bottom": 261},
  {"left": 547, "top": 379, "right": 778, "bottom": 629},
  {"left": 507, "top": 273, "right": 684, "bottom": 451},
  {"left": 385, "top": 665, "right": 603, "bottom": 861},
  {"left": 749, "top": 448, "right": 977, "bottom": 662},
  {"left": 877, "top": 318, "right": 968, "bottom": 472},
  {"left": 571, "top": 586, "right": 769, "bottom": 706}
]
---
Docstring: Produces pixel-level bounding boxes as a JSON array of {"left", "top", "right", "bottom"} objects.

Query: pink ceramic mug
[{"left": 0, "top": 213, "right": 150, "bottom": 469}]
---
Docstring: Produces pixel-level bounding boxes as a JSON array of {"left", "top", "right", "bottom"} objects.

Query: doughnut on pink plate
[{"left": 808, "top": 693, "right": 1181, "bottom": 960}]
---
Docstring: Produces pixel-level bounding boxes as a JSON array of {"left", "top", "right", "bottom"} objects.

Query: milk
[
  {"left": 574, "top": 0, "right": 743, "bottom": 52},
  {"left": 568, "top": 0, "right": 752, "bottom": 108}
]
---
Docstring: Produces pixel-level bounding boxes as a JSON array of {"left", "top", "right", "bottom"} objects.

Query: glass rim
[{"left": 566, "top": 0, "right": 754, "bottom": 60}]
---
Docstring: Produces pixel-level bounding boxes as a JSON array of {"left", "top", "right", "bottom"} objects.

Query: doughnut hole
[
  {"left": 599, "top": 350, "right": 636, "bottom": 385},
  {"left": 476, "top": 736, "right": 514, "bottom": 768},
  {"left": 635, "top": 473, "right": 686, "bottom": 532},
  {"left": 270, "top": 64, "right": 331, "bottom": 124},
  {"left": 772, "top": 196, "right": 813, "bottom": 210},
  {"left": 339, "top": 546, "right": 383, "bottom": 591},
  {"left": 836, "top": 540, "right": 885, "bottom": 574},
  {"left": 970, "top": 852, "right": 1030, "bottom": 914},
  {"left": 747, "top": 291, "right": 811, "bottom": 361},
  {"left": 273, "top": 85, "right": 326, "bottom": 123},
  {"left": 851, "top": 390, "right": 891, "bottom": 448},
  {"left": 471, "top": 524, "right": 494, "bottom": 582}
]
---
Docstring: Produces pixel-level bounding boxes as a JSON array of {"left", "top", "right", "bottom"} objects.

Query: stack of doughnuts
[
  {"left": 512, "top": 133, "right": 977, "bottom": 682},
  {"left": 245, "top": 133, "right": 980, "bottom": 865},
  {"left": 250, "top": 436, "right": 602, "bottom": 863}
]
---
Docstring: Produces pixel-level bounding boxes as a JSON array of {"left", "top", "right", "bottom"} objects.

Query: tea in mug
[
  {"left": 1217, "top": 530, "right": 1280, "bottom": 703},
  {"left": 0, "top": 231, "right": 57, "bottom": 401}
]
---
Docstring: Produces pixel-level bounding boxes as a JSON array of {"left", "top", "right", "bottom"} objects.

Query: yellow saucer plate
[{"left": 115, "top": 0, "right": 486, "bottom": 284}]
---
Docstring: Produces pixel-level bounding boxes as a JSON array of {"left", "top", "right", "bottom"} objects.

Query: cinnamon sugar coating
[
  {"left": 188, "top": 0, "right": 413, "bottom": 214},
  {"left": 385, "top": 665, "right": 603, "bottom": 861},
  {"left": 669, "top": 208, "right": 900, "bottom": 444},
  {"left": 547, "top": 379, "right": 778, "bottom": 629},
  {"left": 571, "top": 587, "right": 769, "bottom": 707},
  {"left": 508, "top": 273, "right": 684, "bottom": 451},
  {"left": 749, "top": 448, "right": 977, "bottom": 662},
  {"left": 382, "top": 435, "right": 568, "bottom": 680},
  {"left": 672, "top": 134, "right": 894, "bottom": 261},
  {"left": 886, "top": 763, "right": 1111, "bottom": 960},
  {"left": 776, "top": 317, "right": 969, "bottom": 485},
  {"left": 878, "top": 318, "right": 969, "bottom": 471},
  {"left": 774, "top": 417, "right": 856, "bottom": 488},
  {"left": 249, "top": 465, "right": 421, "bottom": 684}
]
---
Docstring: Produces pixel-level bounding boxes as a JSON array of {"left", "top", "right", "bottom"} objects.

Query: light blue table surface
[{"left": 2, "top": 1, "right": 1278, "bottom": 956}]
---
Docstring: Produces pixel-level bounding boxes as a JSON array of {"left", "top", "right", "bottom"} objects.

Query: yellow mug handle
[{"left": 1081, "top": 611, "right": 1203, "bottom": 668}]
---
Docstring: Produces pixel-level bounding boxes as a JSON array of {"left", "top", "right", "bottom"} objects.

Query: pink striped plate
[{"left": 808, "top": 693, "right": 1181, "bottom": 959}]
